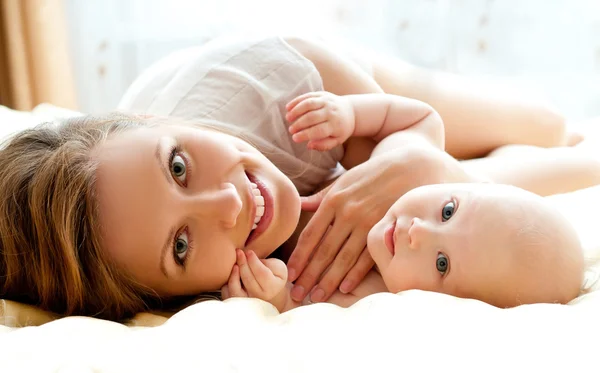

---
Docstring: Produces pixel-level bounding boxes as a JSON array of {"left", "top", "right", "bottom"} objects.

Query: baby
[
  {"left": 221, "top": 182, "right": 584, "bottom": 311},
  {"left": 221, "top": 91, "right": 585, "bottom": 311}
]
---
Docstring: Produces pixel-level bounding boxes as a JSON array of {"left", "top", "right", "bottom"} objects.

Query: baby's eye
[
  {"left": 171, "top": 154, "right": 187, "bottom": 184},
  {"left": 441, "top": 201, "right": 455, "bottom": 222},
  {"left": 174, "top": 230, "right": 189, "bottom": 265},
  {"left": 436, "top": 253, "right": 449, "bottom": 275}
]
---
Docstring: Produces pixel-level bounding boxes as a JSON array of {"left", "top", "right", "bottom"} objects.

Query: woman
[{"left": 0, "top": 35, "right": 591, "bottom": 320}]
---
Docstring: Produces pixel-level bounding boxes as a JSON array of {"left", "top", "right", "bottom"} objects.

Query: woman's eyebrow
[
  {"left": 155, "top": 138, "right": 175, "bottom": 278},
  {"left": 154, "top": 139, "right": 173, "bottom": 186},
  {"left": 160, "top": 225, "right": 176, "bottom": 279}
]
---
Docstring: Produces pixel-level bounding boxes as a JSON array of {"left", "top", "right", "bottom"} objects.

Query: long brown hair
[
  {"left": 0, "top": 111, "right": 309, "bottom": 321},
  {"left": 0, "top": 113, "right": 164, "bottom": 320}
]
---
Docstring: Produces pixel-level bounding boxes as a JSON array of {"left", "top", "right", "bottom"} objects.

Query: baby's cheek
[{"left": 382, "top": 262, "right": 418, "bottom": 294}]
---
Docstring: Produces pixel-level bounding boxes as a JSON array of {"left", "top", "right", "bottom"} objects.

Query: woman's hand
[{"left": 286, "top": 145, "right": 473, "bottom": 303}]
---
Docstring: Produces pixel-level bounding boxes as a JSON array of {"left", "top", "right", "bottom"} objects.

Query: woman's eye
[
  {"left": 171, "top": 154, "right": 187, "bottom": 183},
  {"left": 436, "top": 253, "right": 449, "bottom": 275},
  {"left": 174, "top": 230, "right": 189, "bottom": 263},
  {"left": 441, "top": 201, "right": 455, "bottom": 222}
]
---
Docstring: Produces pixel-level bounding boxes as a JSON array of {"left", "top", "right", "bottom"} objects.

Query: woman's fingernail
[
  {"left": 340, "top": 280, "right": 353, "bottom": 294},
  {"left": 291, "top": 285, "right": 305, "bottom": 301},
  {"left": 310, "top": 288, "right": 325, "bottom": 303},
  {"left": 288, "top": 268, "right": 297, "bottom": 281}
]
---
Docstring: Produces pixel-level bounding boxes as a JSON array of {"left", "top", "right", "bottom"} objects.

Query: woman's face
[{"left": 94, "top": 124, "right": 301, "bottom": 296}]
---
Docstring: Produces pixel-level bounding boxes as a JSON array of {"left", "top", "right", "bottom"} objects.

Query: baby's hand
[
  {"left": 285, "top": 91, "right": 355, "bottom": 151},
  {"left": 221, "top": 249, "right": 288, "bottom": 303}
]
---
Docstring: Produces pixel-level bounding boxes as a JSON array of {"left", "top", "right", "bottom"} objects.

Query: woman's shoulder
[
  {"left": 118, "top": 34, "right": 343, "bottom": 194},
  {"left": 117, "top": 34, "right": 322, "bottom": 117}
]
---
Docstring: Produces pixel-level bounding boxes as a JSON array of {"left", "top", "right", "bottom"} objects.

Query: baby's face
[{"left": 367, "top": 183, "right": 583, "bottom": 307}]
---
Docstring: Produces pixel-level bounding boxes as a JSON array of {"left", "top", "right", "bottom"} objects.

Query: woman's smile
[{"left": 244, "top": 172, "right": 275, "bottom": 247}]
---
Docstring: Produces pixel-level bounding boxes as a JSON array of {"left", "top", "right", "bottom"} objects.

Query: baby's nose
[{"left": 408, "top": 217, "right": 431, "bottom": 250}]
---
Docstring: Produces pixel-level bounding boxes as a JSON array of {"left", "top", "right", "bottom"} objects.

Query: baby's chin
[{"left": 367, "top": 219, "right": 392, "bottom": 266}]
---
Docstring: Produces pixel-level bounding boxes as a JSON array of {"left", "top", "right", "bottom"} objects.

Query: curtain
[{"left": 0, "top": 0, "right": 77, "bottom": 111}]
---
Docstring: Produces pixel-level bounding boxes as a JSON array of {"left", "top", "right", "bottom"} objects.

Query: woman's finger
[
  {"left": 300, "top": 183, "right": 333, "bottom": 212},
  {"left": 287, "top": 216, "right": 335, "bottom": 285},
  {"left": 309, "top": 229, "right": 369, "bottom": 301},
  {"left": 290, "top": 221, "right": 352, "bottom": 302},
  {"left": 339, "top": 248, "right": 375, "bottom": 294}
]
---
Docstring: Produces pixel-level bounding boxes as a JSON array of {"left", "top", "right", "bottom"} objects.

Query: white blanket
[{"left": 0, "top": 105, "right": 598, "bottom": 373}]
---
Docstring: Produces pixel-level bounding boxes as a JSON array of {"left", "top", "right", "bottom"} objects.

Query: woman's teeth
[{"left": 251, "top": 183, "right": 264, "bottom": 230}]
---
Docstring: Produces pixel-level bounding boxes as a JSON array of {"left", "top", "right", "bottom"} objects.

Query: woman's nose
[
  {"left": 188, "top": 183, "right": 242, "bottom": 228},
  {"left": 408, "top": 217, "right": 435, "bottom": 250}
]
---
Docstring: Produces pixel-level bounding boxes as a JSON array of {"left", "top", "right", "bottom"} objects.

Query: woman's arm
[{"left": 371, "top": 58, "right": 568, "bottom": 159}]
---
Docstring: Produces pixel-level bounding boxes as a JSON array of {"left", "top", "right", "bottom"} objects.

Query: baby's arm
[
  {"left": 348, "top": 93, "right": 443, "bottom": 147},
  {"left": 286, "top": 92, "right": 444, "bottom": 152},
  {"left": 222, "top": 249, "right": 387, "bottom": 312}
]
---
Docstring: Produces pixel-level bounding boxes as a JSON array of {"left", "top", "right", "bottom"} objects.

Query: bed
[{"left": 0, "top": 104, "right": 599, "bottom": 372}]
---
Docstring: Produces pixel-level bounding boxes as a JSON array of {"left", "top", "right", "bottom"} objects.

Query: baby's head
[{"left": 367, "top": 183, "right": 584, "bottom": 307}]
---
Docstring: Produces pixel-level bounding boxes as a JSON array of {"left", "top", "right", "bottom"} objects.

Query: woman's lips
[
  {"left": 245, "top": 173, "right": 273, "bottom": 247},
  {"left": 384, "top": 221, "right": 396, "bottom": 255}
]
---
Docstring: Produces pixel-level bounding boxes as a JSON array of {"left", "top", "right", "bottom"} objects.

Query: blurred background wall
[{"left": 58, "top": 0, "right": 600, "bottom": 121}]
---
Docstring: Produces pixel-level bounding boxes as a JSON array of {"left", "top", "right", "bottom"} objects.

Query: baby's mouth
[{"left": 384, "top": 221, "right": 396, "bottom": 255}]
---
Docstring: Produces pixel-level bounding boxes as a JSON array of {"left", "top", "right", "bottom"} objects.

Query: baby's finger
[
  {"left": 238, "top": 250, "right": 262, "bottom": 295},
  {"left": 289, "top": 109, "right": 328, "bottom": 135},
  {"left": 307, "top": 137, "right": 340, "bottom": 151},
  {"left": 286, "top": 92, "right": 323, "bottom": 112},
  {"left": 227, "top": 265, "right": 248, "bottom": 297},
  {"left": 286, "top": 97, "right": 325, "bottom": 125},
  {"left": 246, "top": 251, "right": 276, "bottom": 290},
  {"left": 221, "top": 284, "right": 230, "bottom": 299},
  {"left": 292, "top": 121, "right": 333, "bottom": 143},
  {"left": 261, "top": 258, "right": 288, "bottom": 282}
]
